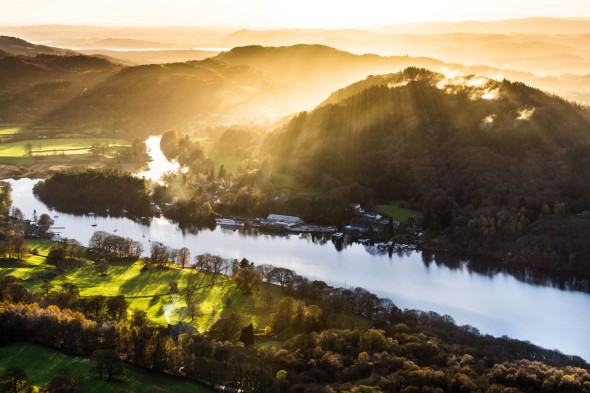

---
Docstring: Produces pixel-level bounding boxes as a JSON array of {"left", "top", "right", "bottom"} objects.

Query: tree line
[{"left": 33, "top": 168, "right": 152, "bottom": 218}]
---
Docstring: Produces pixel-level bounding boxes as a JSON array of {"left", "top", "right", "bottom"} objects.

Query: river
[{"left": 6, "top": 136, "right": 590, "bottom": 362}]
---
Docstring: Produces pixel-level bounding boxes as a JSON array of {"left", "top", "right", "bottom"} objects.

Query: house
[
  {"left": 266, "top": 214, "right": 303, "bottom": 225},
  {"left": 407, "top": 217, "right": 423, "bottom": 228},
  {"left": 372, "top": 218, "right": 400, "bottom": 233},
  {"left": 263, "top": 214, "right": 303, "bottom": 229}
]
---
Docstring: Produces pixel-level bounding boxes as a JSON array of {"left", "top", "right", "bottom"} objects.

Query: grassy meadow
[
  {"left": 3, "top": 241, "right": 312, "bottom": 332},
  {"left": 0, "top": 342, "right": 213, "bottom": 393},
  {"left": 0, "top": 138, "right": 129, "bottom": 158},
  {"left": 375, "top": 203, "right": 423, "bottom": 222},
  {"left": 270, "top": 173, "right": 321, "bottom": 196},
  {"left": 1, "top": 239, "right": 371, "bottom": 333},
  {"left": 0, "top": 125, "right": 135, "bottom": 171}
]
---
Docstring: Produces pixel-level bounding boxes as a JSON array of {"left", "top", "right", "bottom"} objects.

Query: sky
[{"left": 1, "top": 0, "right": 589, "bottom": 28}]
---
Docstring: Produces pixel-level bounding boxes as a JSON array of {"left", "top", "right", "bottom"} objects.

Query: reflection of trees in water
[
  {"left": 153, "top": 223, "right": 590, "bottom": 294},
  {"left": 422, "top": 249, "right": 590, "bottom": 293}
]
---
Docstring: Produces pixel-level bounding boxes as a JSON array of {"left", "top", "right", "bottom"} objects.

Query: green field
[
  {"left": 0, "top": 138, "right": 130, "bottom": 158},
  {"left": 0, "top": 342, "right": 212, "bottom": 393},
  {"left": 0, "top": 126, "right": 34, "bottom": 135},
  {"left": 271, "top": 173, "right": 321, "bottom": 196},
  {"left": 1, "top": 239, "right": 371, "bottom": 333},
  {"left": 3, "top": 240, "right": 290, "bottom": 332},
  {"left": 375, "top": 203, "right": 423, "bottom": 222}
]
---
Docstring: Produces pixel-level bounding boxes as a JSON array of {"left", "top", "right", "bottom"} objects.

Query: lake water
[{"left": 6, "top": 137, "right": 590, "bottom": 362}]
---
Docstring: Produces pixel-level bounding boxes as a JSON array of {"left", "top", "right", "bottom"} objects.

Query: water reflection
[
  {"left": 5, "top": 177, "right": 590, "bottom": 361},
  {"left": 421, "top": 249, "right": 590, "bottom": 293}
]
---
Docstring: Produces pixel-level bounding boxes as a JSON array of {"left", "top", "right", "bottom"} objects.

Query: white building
[{"left": 266, "top": 214, "right": 303, "bottom": 227}]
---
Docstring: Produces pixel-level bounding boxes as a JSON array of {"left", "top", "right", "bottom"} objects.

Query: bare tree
[{"left": 177, "top": 247, "right": 190, "bottom": 269}]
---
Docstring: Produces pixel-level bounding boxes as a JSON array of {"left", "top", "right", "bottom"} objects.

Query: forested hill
[
  {"left": 0, "top": 37, "right": 120, "bottom": 124},
  {"left": 215, "top": 44, "right": 445, "bottom": 82},
  {"left": 264, "top": 68, "right": 590, "bottom": 274},
  {"left": 38, "top": 58, "right": 281, "bottom": 133}
]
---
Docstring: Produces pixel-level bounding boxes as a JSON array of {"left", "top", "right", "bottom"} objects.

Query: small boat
[
  {"left": 216, "top": 218, "right": 245, "bottom": 227},
  {"left": 91, "top": 223, "right": 97, "bottom": 227}
]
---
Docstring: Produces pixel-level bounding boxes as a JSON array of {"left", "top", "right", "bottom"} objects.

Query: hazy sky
[{"left": 1, "top": 0, "right": 589, "bottom": 28}]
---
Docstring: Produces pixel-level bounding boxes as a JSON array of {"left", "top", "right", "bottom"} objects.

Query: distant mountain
[
  {"left": 0, "top": 35, "right": 76, "bottom": 56},
  {"left": 375, "top": 17, "right": 590, "bottom": 35},
  {"left": 215, "top": 44, "right": 590, "bottom": 106},
  {"left": 264, "top": 68, "right": 590, "bottom": 274},
  {"left": 78, "top": 48, "right": 219, "bottom": 65},
  {"left": 215, "top": 44, "right": 447, "bottom": 109},
  {"left": 219, "top": 28, "right": 590, "bottom": 76}
]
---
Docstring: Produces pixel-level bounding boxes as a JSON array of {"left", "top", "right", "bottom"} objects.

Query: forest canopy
[{"left": 33, "top": 169, "right": 152, "bottom": 217}]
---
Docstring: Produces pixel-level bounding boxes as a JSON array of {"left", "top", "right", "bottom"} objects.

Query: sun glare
[{"left": 1, "top": 0, "right": 589, "bottom": 27}]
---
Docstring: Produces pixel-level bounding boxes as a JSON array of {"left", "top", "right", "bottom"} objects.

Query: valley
[{"left": 1, "top": 14, "right": 590, "bottom": 393}]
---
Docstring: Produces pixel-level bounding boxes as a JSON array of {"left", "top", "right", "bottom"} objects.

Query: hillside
[
  {"left": 216, "top": 44, "right": 590, "bottom": 107},
  {"left": 264, "top": 68, "right": 590, "bottom": 275},
  {"left": 0, "top": 51, "right": 120, "bottom": 124},
  {"left": 0, "top": 35, "right": 76, "bottom": 56},
  {"left": 38, "top": 58, "right": 281, "bottom": 134},
  {"left": 215, "top": 44, "right": 448, "bottom": 109}
]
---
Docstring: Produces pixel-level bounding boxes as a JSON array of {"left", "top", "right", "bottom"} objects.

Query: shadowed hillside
[
  {"left": 264, "top": 68, "right": 590, "bottom": 275},
  {"left": 0, "top": 35, "right": 77, "bottom": 56}
]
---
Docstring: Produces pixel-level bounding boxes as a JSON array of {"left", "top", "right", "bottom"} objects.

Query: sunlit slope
[
  {"left": 39, "top": 58, "right": 280, "bottom": 133},
  {"left": 0, "top": 37, "right": 120, "bottom": 124},
  {"left": 216, "top": 44, "right": 590, "bottom": 107},
  {"left": 265, "top": 68, "right": 590, "bottom": 209},
  {"left": 215, "top": 44, "right": 447, "bottom": 109}
]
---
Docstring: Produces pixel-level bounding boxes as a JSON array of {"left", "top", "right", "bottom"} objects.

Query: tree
[
  {"left": 91, "top": 349, "right": 122, "bottom": 381},
  {"left": 270, "top": 267, "right": 295, "bottom": 292},
  {"left": 182, "top": 286, "right": 200, "bottom": 322},
  {"left": 255, "top": 264, "right": 278, "bottom": 283},
  {"left": 150, "top": 242, "right": 176, "bottom": 268},
  {"left": 37, "top": 213, "right": 53, "bottom": 232},
  {"left": 177, "top": 247, "right": 190, "bottom": 269},
  {"left": 209, "top": 309, "right": 243, "bottom": 341},
  {"left": 233, "top": 268, "right": 262, "bottom": 295},
  {"left": 304, "top": 304, "right": 324, "bottom": 333},
  {"left": 131, "top": 309, "right": 149, "bottom": 328},
  {"left": 271, "top": 297, "right": 298, "bottom": 333},
  {"left": 0, "top": 367, "right": 31, "bottom": 393},
  {"left": 24, "top": 143, "right": 32, "bottom": 157},
  {"left": 218, "top": 164, "right": 227, "bottom": 180},
  {"left": 47, "top": 367, "right": 84, "bottom": 392},
  {"left": 106, "top": 296, "right": 128, "bottom": 322},
  {"left": 239, "top": 322, "right": 255, "bottom": 346},
  {"left": 40, "top": 278, "right": 53, "bottom": 297}
]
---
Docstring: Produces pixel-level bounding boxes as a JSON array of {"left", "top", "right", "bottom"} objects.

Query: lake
[{"left": 6, "top": 136, "right": 590, "bottom": 362}]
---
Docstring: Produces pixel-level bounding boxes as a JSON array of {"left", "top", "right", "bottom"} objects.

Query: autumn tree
[
  {"left": 91, "top": 349, "right": 123, "bottom": 381},
  {"left": 233, "top": 268, "right": 262, "bottom": 295},
  {"left": 177, "top": 247, "right": 190, "bottom": 269},
  {"left": 0, "top": 367, "right": 31, "bottom": 393}
]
